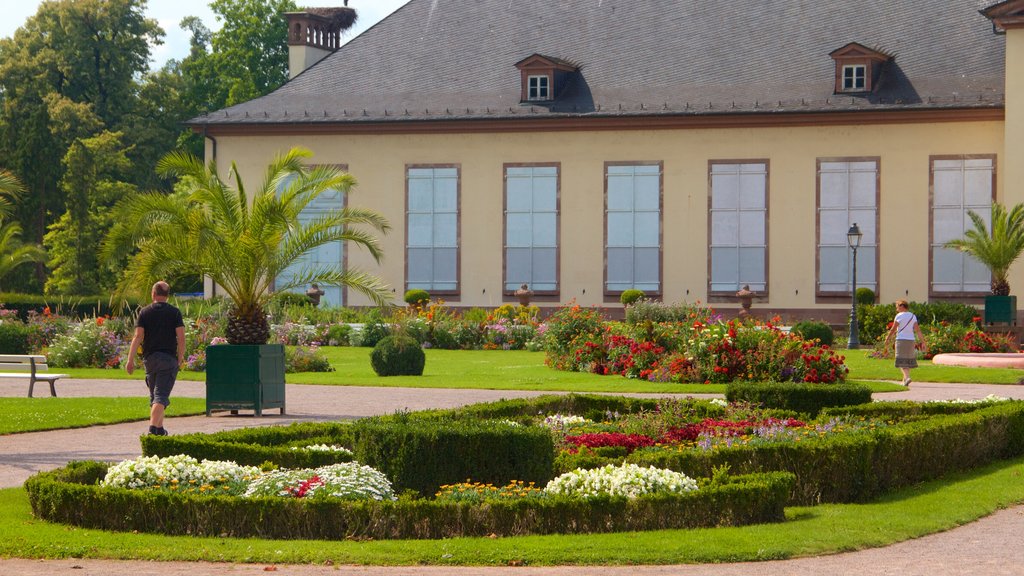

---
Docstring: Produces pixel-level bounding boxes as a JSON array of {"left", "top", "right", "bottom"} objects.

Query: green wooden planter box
[
  {"left": 984, "top": 295, "right": 1017, "bottom": 326},
  {"left": 205, "top": 344, "right": 286, "bottom": 416}
]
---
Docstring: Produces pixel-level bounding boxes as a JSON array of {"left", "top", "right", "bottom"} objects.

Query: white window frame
[
  {"left": 504, "top": 164, "right": 559, "bottom": 294},
  {"left": 406, "top": 166, "right": 459, "bottom": 294},
  {"left": 842, "top": 64, "right": 867, "bottom": 91},
  {"left": 527, "top": 74, "right": 550, "bottom": 100},
  {"left": 816, "top": 159, "right": 879, "bottom": 297},
  {"left": 605, "top": 162, "right": 662, "bottom": 296},
  {"left": 930, "top": 156, "right": 995, "bottom": 296},
  {"left": 708, "top": 161, "right": 768, "bottom": 296}
]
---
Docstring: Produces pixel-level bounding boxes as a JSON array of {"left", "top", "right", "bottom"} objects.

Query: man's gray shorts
[{"left": 144, "top": 352, "right": 178, "bottom": 407}]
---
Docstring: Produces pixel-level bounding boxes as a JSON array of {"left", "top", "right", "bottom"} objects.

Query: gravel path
[{"left": 2, "top": 377, "right": 1023, "bottom": 575}]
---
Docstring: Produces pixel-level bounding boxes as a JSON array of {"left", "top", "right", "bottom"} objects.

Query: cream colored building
[{"left": 190, "top": 0, "right": 1024, "bottom": 322}]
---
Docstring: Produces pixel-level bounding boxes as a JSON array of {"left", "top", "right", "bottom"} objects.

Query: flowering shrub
[
  {"left": 285, "top": 344, "right": 334, "bottom": 373},
  {"left": 272, "top": 321, "right": 322, "bottom": 346},
  {"left": 435, "top": 479, "right": 544, "bottom": 502},
  {"left": 869, "top": 323, "right": 1017, "bottom": 359},
  {"left": 242, "top": 462, "right": 395, "bottom": 501},
  {"left": 46, "top": 319, "right": 123, "bottom": 368},
  {"left": 102, "top": 455, "right": 258, "bottom": 495},
  {"left": 544, "top": 302, "right": 606, "bottom": 369},
  {"left": 544, "top": 463, "right": 698, "bottom": 498},
  {"left": 25, "top": 308, "right": 71, "bottom": 352},
  {"left": 921, "top": 323, "right": 1017, "bottom": 357},
  {"left": 556, "top": 313, "right": 848, "bottom": 385}
]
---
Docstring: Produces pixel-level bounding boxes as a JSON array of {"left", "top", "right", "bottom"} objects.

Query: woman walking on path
[{"left": 884, "top": 299, "right": 927, "bottom": 387}]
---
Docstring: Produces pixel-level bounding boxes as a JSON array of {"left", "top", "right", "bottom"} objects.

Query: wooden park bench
[{"left": 0, "top": 355, "right": 70, "bottom": 398}]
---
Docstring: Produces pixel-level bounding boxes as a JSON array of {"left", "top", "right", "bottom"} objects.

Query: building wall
[{"left": 208, "top": 117, "right": 1004, "bottom": 317}]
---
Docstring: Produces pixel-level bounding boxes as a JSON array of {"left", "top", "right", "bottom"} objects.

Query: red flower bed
[
  {"left": 661, "top": 418, "right": 806, "bottom": 443},
  {"left": 563, "top": 432, "right": 657, "bottom": 453}
]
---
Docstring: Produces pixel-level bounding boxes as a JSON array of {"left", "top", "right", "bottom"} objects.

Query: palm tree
[
  {"left": 104, "top": 147, "right": 392, "bottom": 344},
  {"left": 944, "top": 202, "right": 1024, "bottom": 296},
  {"left": 0, "top": 170, "right": 46, "bottom": 291}
]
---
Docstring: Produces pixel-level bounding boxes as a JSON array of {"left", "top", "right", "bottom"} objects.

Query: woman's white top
[{"left": 893, "top": 311, "right": 918, "bottom": 341}]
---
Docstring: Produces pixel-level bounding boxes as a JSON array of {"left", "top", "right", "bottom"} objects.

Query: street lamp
[{"left": 847, "top": 222, "right": 863, "bottom": 349}]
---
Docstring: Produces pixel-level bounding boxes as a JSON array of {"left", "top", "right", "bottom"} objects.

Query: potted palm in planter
[
  {"left": 104, "top": 147, "right": 392, "bottom": 414},
  {"left": 944, "top": 202, "right": 1024, "bottom": 325}
]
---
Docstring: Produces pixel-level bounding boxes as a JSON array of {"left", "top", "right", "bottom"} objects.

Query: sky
[{"left": 0, "top": 0, "right": 412, "bottom": 69}]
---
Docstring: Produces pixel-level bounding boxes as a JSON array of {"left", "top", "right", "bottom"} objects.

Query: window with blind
[
  {"left": 505, "top": 165, "right": 558, "bottom": 293},
  {"left": 605, "top": 163, "right": 661, "bottom": 294},
  {"left": 931, "top": 156, "right": 994, "bottom": 294},
  {"left": 406, "top": 166, "right": 459, "bottom": 292},
  {"left": 817, "top": 159, "right": 878, "bottom": 295},
  {"left": 709, "top": 161, "right": 767, "bottom": 294}
]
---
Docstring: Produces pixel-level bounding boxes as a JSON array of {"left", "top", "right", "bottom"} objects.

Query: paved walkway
[{"left": 2, "top": 378, "right": 1024, "bottom": 575}]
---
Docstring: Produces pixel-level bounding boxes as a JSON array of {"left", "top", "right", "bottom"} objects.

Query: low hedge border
[
  {"left": 142, "top": 422, "right": 356, "bottom": 468},
  {"left": 726, "top": 382, "right": 873, "bottom": 417},
  {"left": 24, "top": 461, "right": 794, "bottom": 539},
  {"left": 625, "top": 401, "right": 1024, "bottom": 505},
  {"left": 142, "top": 395, "right": 661, "bottom": 476}
]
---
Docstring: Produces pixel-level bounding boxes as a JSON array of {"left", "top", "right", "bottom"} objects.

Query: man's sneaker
[{"left": 148, "top": 426, "right": 168, "bottom": 436}]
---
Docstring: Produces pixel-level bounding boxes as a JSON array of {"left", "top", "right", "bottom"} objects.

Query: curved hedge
[
  {"left": 626, "top": 401, "right": 1024, "bottom": 505},
  {"left": 24, "top": 461, "right": 794, "bottom": 539},
  {"left": 142, "top": 422, "right": 356, "bottom": 468}
]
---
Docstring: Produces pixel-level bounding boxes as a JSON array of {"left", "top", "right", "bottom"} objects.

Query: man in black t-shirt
[{"left": 126, "top": 281, "right": 185, "bottom": 436}]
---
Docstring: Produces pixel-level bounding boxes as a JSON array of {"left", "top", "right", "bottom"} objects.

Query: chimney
[{"left": 285, "top": 5, "right": 357, "bottom": 79}]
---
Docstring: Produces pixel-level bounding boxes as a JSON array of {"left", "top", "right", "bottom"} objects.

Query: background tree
[
  {"left": 0, "top": 0, "right": 160, "bottom": 292},
  {"left": 104, "top": 148, "right": 391, "bottom": 344},
  {"left": 945, "top": 202, "right": 1024, "bottom": 296},
  {"left": 44, "top": 132, "right": 136, "bottom": 295}
]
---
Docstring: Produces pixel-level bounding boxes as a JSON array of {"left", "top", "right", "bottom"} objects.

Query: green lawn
[
  {"left": 2, "top": 455, "right": 1022, "bottom": 565},
  {"left": 0, "top": 397, "right": 208, "bottom": 435},
  {"left": 842, "top": 348, "right": 1024, "bottom": 384},
  {"left": 50, "top": 347, "right": 1020, "bottom": 393}
]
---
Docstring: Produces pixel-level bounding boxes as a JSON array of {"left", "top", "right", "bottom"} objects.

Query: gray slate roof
[{"left": 190, "top": 0, "right": 1007, "bottom": 127}]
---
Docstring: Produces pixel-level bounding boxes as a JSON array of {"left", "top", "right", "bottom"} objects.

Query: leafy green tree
[
  {"left": 104, "top": 147, "right": 392, "bottom": 344},
  {"left": 0, "top": 0, "right": 162, "bottom": 291},
  {"left": 180, "top": 0, "right": 297, "bottom": 110},
  {"left": 44, "top": 132, "right": 136, "bottom": 295},
  {"left": 945, "top": 202, "right": 1024, "bottom": 296}
]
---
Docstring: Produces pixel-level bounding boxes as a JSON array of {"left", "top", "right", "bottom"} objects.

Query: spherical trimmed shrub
[
  {"left": 404, "top": 289, "right": 430, "bottom": 308},
  {"left": 855, "top": 287, "right": 876, "bottom": 305},
  {"left": 619, "top": 289, "right": 646, "bottom": 306},
  {"left": 371, "top": 335, "right": 426, "bottom": 376},
  {"left": 790, "top": 321, "right": 834, "bottom": 346}
]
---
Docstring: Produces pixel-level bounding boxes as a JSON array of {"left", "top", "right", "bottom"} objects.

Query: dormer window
[
  {"left": 528, "top": 75, "right": 550, "bottom": 100},
  {"left": 829, "top": 43, "right": 892, "bottom": 94},
  {"left": 514, "top": 53, "right": 579, "bottom": 103}
]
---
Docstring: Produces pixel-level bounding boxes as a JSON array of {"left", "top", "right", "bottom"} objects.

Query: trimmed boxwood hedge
[
  {"left": 24, "top": 461, "right": 794, "bottom": 539},
  {"left": 626, "top": 401, "right": 1024, "bottom": 505},
  {"left": 726, "top": 382, "right": 873, "bottom": 417},
  {"left": 352, "top": 416, "right": 554, "bottom": 496}
]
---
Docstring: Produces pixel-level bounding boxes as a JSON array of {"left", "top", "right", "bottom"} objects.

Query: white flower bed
[
  {"left": 541, "top": 414, "right": 591, "bottom": 429},
  {"left": 243, "top": 462, "right": 396, "bottom": 501},
  {"left": 544, "top": 463, "right": 698, "bottom": 499},
  {"left": 102, "top": 455, "right": 258, "bottom": 490},
  {"left": 289, "top": 444, "right": 354, "bottom": 455}
]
